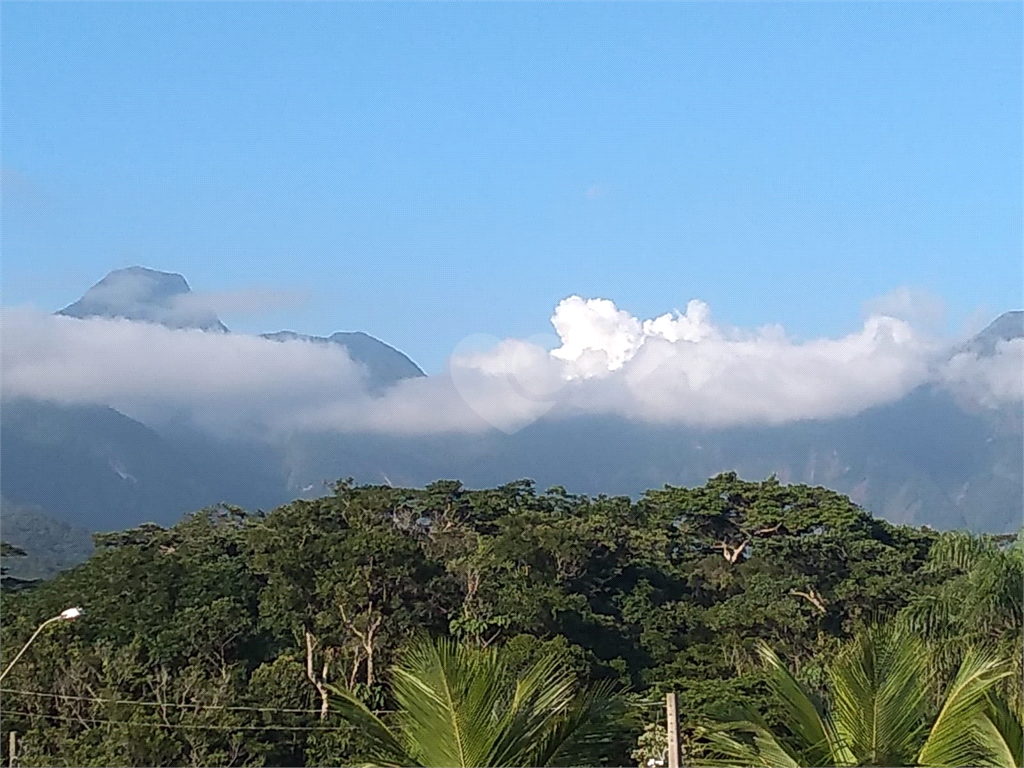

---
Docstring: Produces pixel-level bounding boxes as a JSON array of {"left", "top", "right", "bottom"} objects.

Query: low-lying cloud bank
[{"left": 2, "top": 295, "right": 1020, "bottom": 436}]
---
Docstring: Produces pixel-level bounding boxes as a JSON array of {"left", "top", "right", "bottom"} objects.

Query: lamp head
[{"left": 59, "top": 607, "right": 82, "bottom": 620}]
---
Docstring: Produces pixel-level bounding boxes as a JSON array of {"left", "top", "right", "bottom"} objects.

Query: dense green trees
[
  {"left": 0, "top": 473, "right": 1019, "bottom": 767},
  {"left": 898, "top": 529, "right": 1024, "bottom": 710}
]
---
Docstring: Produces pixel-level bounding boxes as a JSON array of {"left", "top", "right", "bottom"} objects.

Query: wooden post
[
  {"left": 666, "top": 692, "right": 680, "bottom": 768},
  {"left": 8, "top": 731, "right": 16, "bottom": 768}
]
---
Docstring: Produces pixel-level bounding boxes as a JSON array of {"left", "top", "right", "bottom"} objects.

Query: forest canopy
[{"left": 0, "top": 473, "right": 1020, "bottom": 767}]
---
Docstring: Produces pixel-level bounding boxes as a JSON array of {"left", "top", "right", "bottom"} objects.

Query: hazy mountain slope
[
  {"left": 0, "top": 498, "right": 95, "bottom": 581},
  {"left": 957, "top": 310, "right": 1024, "bottom": 356},
  {"left": 280, "top": 381, "right": 1021, "bottom": 533},
  {"left": 0, "top": 400, "right": 290, "bottom": 532}
]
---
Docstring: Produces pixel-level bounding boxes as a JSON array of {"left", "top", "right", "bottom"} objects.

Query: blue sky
[{"left": 3, "top": 2, "right": 1021, "bottom": 374}]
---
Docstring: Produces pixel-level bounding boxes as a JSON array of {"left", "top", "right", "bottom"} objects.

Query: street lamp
[{"left": 0, "top": 607, "right": 82, "bottom": 682}]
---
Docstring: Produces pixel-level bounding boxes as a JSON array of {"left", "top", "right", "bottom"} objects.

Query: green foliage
[
  {"left": 0, "top": 474, "right": 1018, "bottom": 767},
  {"left": 898, "top": 528, "right": 1024, "bottom": 710},
  {"left": 698, "top": 625, "right": 1019, "bottom": 767},
  {"left": 327, "top": 635, "right": 633, "bottom": 767}
]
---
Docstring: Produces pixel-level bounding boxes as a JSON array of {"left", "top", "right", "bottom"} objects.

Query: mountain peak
[
  {"left": 958, "top": 311, "right": 1023, "bottom": 357},
  {"left": 261, "top": 329, "right": 424, "bottom": 391},
  {"left": 58, "top": 266, "right": 228, "bottom": 332}
]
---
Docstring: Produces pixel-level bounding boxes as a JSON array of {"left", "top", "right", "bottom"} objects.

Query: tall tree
[
  {"left": 899, "top": 529, "right": 1024, "bottom": 709},
  {"left": 249, "top": 484, "right": 445, "bottom": 718}
]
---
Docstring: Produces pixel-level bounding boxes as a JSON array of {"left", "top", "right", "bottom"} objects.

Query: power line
[
  {"left": 1, "top": 688, "right": 394, "bottom": 716},
  {"left": 1, "top": 688, "right": 325, "bottom": 715},
  {"left": 0, "top": 709, "right": 343, "bottom": 732}
]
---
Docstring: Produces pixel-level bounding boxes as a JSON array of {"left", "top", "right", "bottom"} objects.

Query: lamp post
[{"left": 0, "top": 608, "right": 81, "bottom": 682}]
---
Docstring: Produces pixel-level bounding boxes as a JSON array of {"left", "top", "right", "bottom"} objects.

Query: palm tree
[
  {"left": 697, "top": 625, "right": 1020, "bottom": 767},
  {"left": 898, "top": 529, "right": 1023, "bottom": 710},
  {"left": 328, "top": 636, "right": 630, "bottom": 767}
]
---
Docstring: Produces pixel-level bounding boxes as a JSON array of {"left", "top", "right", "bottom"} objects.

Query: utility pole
[
  {"left": 8, "top": 731, "right": 16, "bottom": 768},
  {"left": 666, "top": 692, "right": 680, "bottom": 768}
]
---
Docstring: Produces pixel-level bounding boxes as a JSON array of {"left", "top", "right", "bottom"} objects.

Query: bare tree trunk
[
  {"left": 715, "top": 538, "right": 750, "bottom": 563},
  {"left": 715, "top": 523, "right": 784, "bottom": 564},
  {"left": 363, "top": 615, "right": 382, "bottom": 687},
  {"left": 304, "top": 629, "right": 329, "bottom": 720},
  {"left": 340, "top": 605, "right": 383, "bottom": 688},
  {"left": 348, "top": 649, "right": 364, "bottom": 690}
]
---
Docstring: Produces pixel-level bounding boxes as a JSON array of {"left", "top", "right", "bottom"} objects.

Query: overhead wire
[
  {"left": 0, "top": 688, "right": 395, "bottom": 719},
  {"left": 2, "top": 688, "right": 332, "bottom": 715},
  {"left": 0, "top": 709, "right": 343, "bottom": 732}
]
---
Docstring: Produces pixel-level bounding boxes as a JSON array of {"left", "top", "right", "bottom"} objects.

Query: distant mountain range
[
  {"left": 2, "top": 267, "right": 1021, "bottom": 575},
  {"left": 57, "top": 266, "right": 426, "bottom": 386}
]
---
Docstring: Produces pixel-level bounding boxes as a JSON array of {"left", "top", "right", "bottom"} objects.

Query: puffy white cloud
[
  {"left": 2, "top": 292, "right": 1018, "bottom": 438},
  {"left": 1, "top": 308, "right": 366, "bottom": 434},
  {"left": 550, "top": 297, "right": 645, "bottom": 374}
]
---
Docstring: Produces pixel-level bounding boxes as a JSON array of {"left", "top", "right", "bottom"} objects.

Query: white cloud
[
  {"left": 1, "top": 308, "right": 366, "bottom": 434},
  {"left": 550, "top": 297, "right": 645, "bottom": 374},
  {"left": 2, "top": 292, "right": 1019, "bottom": 438},
  {"left": 940, "top": 339, "right": 1024, "bottom": 407},
  {"left": 863, "top": 287, "right": 946, "bottom": 328}
]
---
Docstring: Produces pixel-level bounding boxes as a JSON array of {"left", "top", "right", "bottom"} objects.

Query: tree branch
[{"left": 790, "top": 588, "right": 828, "bottom": 614}]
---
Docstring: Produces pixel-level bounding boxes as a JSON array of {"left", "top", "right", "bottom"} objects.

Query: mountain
[
  {"left": 0, "top": 498, "right": 95, "bottom": 582},
  {"left": 278, "top": 383, "right": 1021, "bottom": 533},
  {"left": 58, "top": 266, "right": 229, "bottom": 332},
  {"left": 2, "top": 269, "right": 1020, "bottom": 579},
  {"left": 957, "top": 310, "right": 1023, "bottom": 357},
  {"left": 238, "top": 311, "right": 1024, "bottom": 534},
  {"left": 261, "top": 330, "right": 425, "bottom": 390},
  {"left": 57, "top": 266, "right": 424, "bottom": 390},
  {"left": 0, "top": 399, "right": 291, "bottom": 532}
]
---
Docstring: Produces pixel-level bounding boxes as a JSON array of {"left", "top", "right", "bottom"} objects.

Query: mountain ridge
[
  {"left": 261, "top": 330, "right": 425, "bottom": 390},
  {"left": 57, "top": 266, "right": 425, "bottom": 389},
  {"left": 2, "top": 269, "right": 1019, "bottom": 572}
]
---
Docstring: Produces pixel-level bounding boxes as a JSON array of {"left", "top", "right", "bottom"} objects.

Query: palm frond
[
  {"left": 488, "top": 653, "right": 581, "bottom": 766},
  {"left": 973, "top": 694, "right": 1024, "bottom": 768},
  {"left": 917, "top": 648, "right": 1012, "bottom": 768},
  {"left": 926, "top": 531, "right": 994, "bottom": 574},
  {"left": 390, "top": 637, "right": 507, "bottom": 767},
  {"left": 531, "top": 679, "right": 634, "bottom": 767},
  {"left": 755, "top": 640, "right": 852, "bottom": 766},
  {"left": 829, "top": 627, "right": 927, "bottom": 767},
  {"left": 326, "top": 682, "right": 417, "bottom": 768},
  {"left": 332, "top": 635, "right": 629, "bottom": 768},
  {"left": 696, "top": 717, "right": 803, "bottom": 768}
]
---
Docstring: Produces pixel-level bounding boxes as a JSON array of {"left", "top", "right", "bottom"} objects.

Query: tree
[
  {"left": 328, "top": 636, "right": 632, "bottom": 767},
  {"left": 249, "top": 486, "right": 446, "bottom": 718},
  {"left": 698, "top": 625, "right": 1017, "bottom": 767},
  {"left": 899, "top": 529, "right": 1024, "bottom": 710},
  {"left": 0, "top": 509, "right": 277, "bottom": 768}
]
